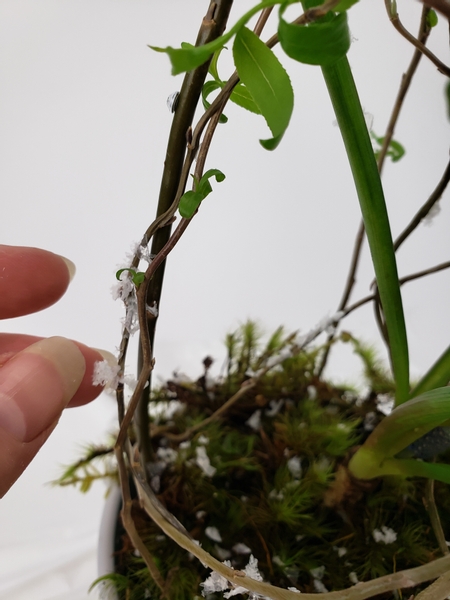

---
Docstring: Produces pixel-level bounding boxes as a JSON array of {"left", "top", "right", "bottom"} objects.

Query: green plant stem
[
  {"left": 317, "top": 5, "right": 431, "bottom": 378},
  {"left": 135, "top": 0, "right": 234, "bottom": 472},
  {"left": 321, "top": 57, "right": 409, "bottom": 404}
]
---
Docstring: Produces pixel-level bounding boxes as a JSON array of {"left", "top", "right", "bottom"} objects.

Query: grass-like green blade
[
  {"left": 368, "top": 457, "right": 450, "bottom": 483},
  {"left": 321, "top": 57, "right": 409, "bottom": 405},
  {"left": 348, "top": 387, "right": 450, "bottom": 481},
  {"left": 233, "top": 27, "right": 294, "bottom": 150},
  {"left": 410, "top": 345, "right": 450, "bottom": 399}
]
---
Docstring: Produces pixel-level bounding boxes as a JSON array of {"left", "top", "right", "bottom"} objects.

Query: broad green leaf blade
[
  {"left": 321, "top": 57, "right": 409, "bottom": 404},
  {"left": 179, "top": 191, "right": 202, "bottom": 219},
  {"left": 201, "top": 168, "right": 226, "bottom": 184},
  {"left": 352, "top": 455, "right": 450, "bottom": 483},
  {"left": 334, "top": 0, "right": 360, "bottom": 10},
  {"left": 149, "top": 0, "right": 282, "bottom": 76},
  {"left": 359, "top": 387, "right": 450, "bottom": 458},
  {"left": 230, "top": 82, "right": 262, "bottom": 115},
  {"left": 150, "top": 43, "right": 218, "bottom": 76},
  {"left": 278, "top": 8, "right": 350, "bottom": 66},
  {"left": 178, "top": 169, "right": 225, "bottom": 218},
  {"left": 233, "top": 27, "right": 294, "bottom": 150},
  {"left": 410, "top": 345, "right": 450, "bottom": 399}
]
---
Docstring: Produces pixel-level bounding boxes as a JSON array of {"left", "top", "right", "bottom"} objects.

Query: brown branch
[
  {"left": 385, "top": 0, "right": 450, "bottom": 76},
  {"left": 394, "top": 158, "right": 450, "bottom": 251},
  {"left": 424, "top": 477, "right": 449, "bottom": 557}
]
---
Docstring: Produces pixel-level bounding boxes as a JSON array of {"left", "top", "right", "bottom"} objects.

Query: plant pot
[{"left": 97, "top": 485, "right": 122, "bottom": 600}]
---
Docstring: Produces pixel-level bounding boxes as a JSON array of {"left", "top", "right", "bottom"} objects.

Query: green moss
[{"left": 73, "top": 323, "right": 448, "bottom": 599}]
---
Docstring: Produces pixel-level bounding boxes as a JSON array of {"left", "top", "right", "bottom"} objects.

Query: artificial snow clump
[
  {"left": 246, "top": 409, "right": 262, "bottom": 431},
  {"left": 372, "top": 525, "right": 397, "bottom": 544},
  {"left": 195, "top": 445, "right": 216, "bottom": 477},
  {"left": 349, "top": 571, "right": 359, "bottom": 584},
  {"left": 92, "top": 360, "right": 121, "bottom": 389},
  {"left": 232, "top": 543, "right": 252, "bottom": 555},
  {"left": 223, "top": 555, "right": 264, "bottom": 599},
  {"left": 205, "top": 526, "right": 222, "bottom": 543},
  {"left": 287, "top": 456, "right": 302, "bottom": 479},
  {"left": 201, "top": 568, "right": 229, "bottom": 595}
]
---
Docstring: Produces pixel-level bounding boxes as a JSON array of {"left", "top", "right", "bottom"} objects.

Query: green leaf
[
  {"left": 116, "top": 268, "right": 145, "bottom": 286},
  {"left": 178, "top": 169, "right": 226, "bottom": 218},
  {"left": 230, "top": 82, "right": 262, "bottom": 115},
  {"left": 349, "top": 388, "right": 450, "bottom": 482},
  {"left": 360, "top": 387, "right": 450, "bottom": 458},
  {"left": 149, "top": 0, "right": 282, "bottom": 76},
  {"left": 202, "top": 80, "right": 228, "bottom": 123},
  {"left": 445, "top": 80, "right": 450, "bottom": 121},
  {"left": 371, "top": 132, "right": 405, "bottom": 163},
  {"left": 278, "top": 6, "right": 350, "bottom": 66},
  {"left": 367, "top": 456, "right": 450, "bottom": 483},
  {"left": 410, "top": 345, "right": 450, "bottom": 399},
  {"left": 321, "top": 57, "right": 409, "bottom": 405},
  {"left": 334, "top": 0, "right": 360, "bottom": 11},
  {"left": 150, "top": 42, "right": 218, "bottom": 76},
  {"left": 426, "top": 8, "right": 438, "bottom": 28},
  {"left": 233, "top": 27, "right": 294, "bottom": 150}
]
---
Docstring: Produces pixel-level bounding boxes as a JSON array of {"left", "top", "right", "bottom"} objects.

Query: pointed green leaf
[
  {"left": 179, "top": 190, "right": 202, "bottom": 219},
  {"left": 278, "top": 6, "right": 350, "bottom": 66},
  {"left": 426, "top": 9, "right": 438, "bottom": 28},
  {"left": 410, "top": 345, "right": 450, "bottom": 399},
  {"left": 178, "top": 169, "right": 225, "bottom": 219},
  {"left": 230, "top": 82, "right": 262, "bottom": 115},
  {"left": 150, "top": 42, "right": 218, "bottom": 76},
  {"left": 233, "top": 27, "right": 293, "bottom": 150}
]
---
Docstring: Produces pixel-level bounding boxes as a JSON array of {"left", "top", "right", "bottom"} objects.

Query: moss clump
[{"left": 81, "top": 323, "right": 449, "bottom": 599}]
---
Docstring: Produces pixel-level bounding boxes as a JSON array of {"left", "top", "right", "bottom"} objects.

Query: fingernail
[
  {"left": 0, "top": 337, "right": 85, "bottom": 442},
  {"left": 93, "top": 348, "right": 118, "bottom": 369},
  {"left": 58, "top": 255, "right": 76, "bottom": 281}
]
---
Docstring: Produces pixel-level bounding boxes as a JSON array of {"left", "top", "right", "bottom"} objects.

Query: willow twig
[
  {"left": 385, "top": 0, "right": 450, "bottom": 76},
  {"left": 394, "top": 158, "right": 450, "bottom": 251}
]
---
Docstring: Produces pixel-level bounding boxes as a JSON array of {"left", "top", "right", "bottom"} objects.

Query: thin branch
[
  {"left": 384, "top": 0, "right": 450, "bottom": 76},
  {"left": 424, "top": 477, "right": 449, "bottom": 557},
  {"left": 394, "top": 158, "right": 450, "bottom": 251},
  {"left": 343, "top": 260, "right": 450, "bottom": 317},
  {"left": 135, "top": 0, "right": 235, "bottom": 473}
]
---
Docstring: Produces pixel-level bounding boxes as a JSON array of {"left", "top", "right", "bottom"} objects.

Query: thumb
[{"left": 0, "top": 337, "right": 85, "bottom": 497}]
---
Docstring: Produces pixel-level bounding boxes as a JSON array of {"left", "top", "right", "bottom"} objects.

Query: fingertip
[
  {"left": 0, "top": 337, "right": 86, "bottom": 442},
  {"left": 67, "top": 344, "right": 118, "bottom": 407},
  {"left": 59, "top": 255, "right": 76, "bottom": 282}
]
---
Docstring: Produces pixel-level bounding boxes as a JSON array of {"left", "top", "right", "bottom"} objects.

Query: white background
[{"left": 0, "top": 1, "right": 449, "bottom": 598}]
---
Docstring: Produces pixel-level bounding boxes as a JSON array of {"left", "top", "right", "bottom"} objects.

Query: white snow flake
[
  {"left": 372, "top": 526, "right": 397, "bottom": 544},
  {"left": 195, "top": 446, "right": 216, "bottom": 477}
]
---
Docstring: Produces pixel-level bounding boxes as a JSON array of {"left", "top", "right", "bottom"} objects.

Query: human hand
[{"left": 0, "top": 245, "right": 115, "bottom": 497}]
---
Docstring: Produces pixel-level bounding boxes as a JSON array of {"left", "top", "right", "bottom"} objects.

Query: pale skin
[{"left": 0, "top": 245, "right": 113, "bottom": 497}]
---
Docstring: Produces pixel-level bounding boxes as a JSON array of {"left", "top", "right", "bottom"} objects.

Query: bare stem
[
  {"left": 424, "top": 477, "right": 449, "bottom": 556},
  {"left": 385, "top": 0, "right": 450, "bottom": 76}
]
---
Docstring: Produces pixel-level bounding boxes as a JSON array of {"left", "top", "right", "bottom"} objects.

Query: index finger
[{"left": 0, "top": 245, "right": 74, "bottom": 319}]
